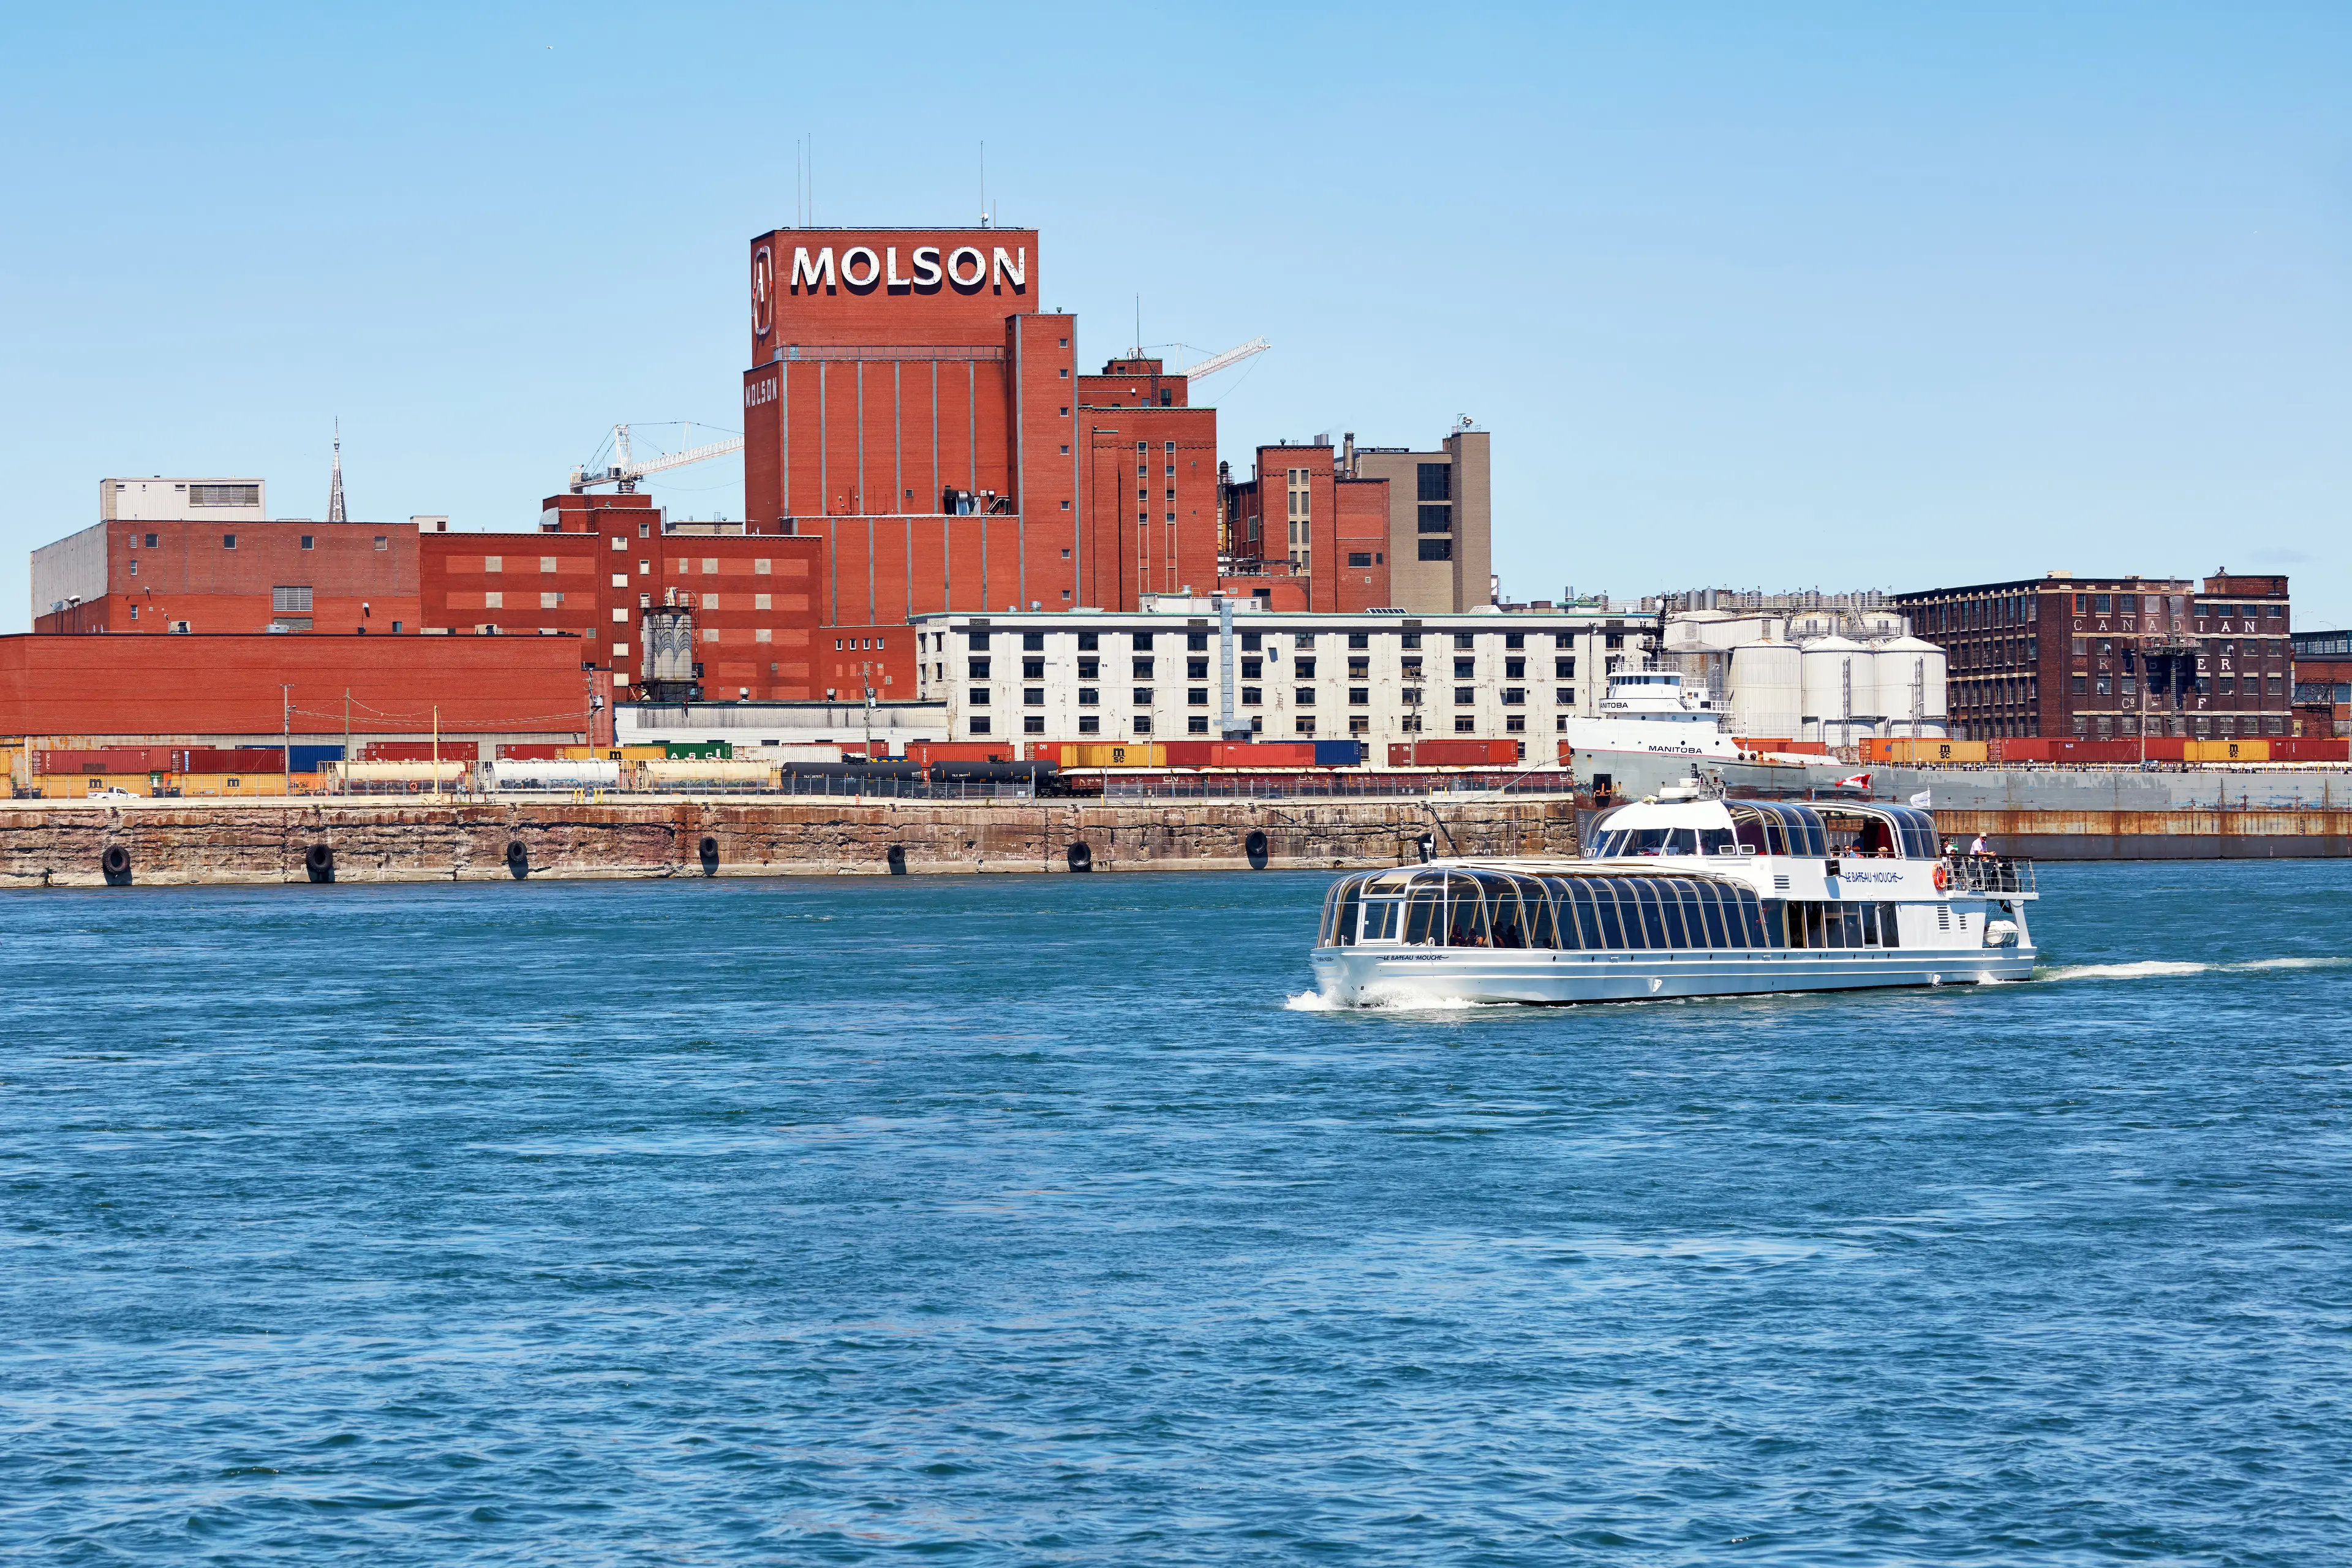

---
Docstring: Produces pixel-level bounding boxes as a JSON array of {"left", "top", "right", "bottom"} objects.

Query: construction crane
[
  {"left": 1178, "top": 337, "right": 1270, "bottom": 383},
  {"left": 569, "top": 422, "right": 745, "bottom": 494}
]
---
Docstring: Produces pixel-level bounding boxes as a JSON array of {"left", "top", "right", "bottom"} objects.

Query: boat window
[
  {"left": 1553, "top": 879, "right": 1593, "bottom": 949},
  {"left": 1631, "top": 880, "right": 1669, "bottom": 948},
  {"left": 1696, "top": 883, "right": 1730, "bottom": 947},
  {"left": 1651, "top": 880, "right": 1689, "bottom": 947},
  {"left": 1787, "top": 805, "right": 1828, "bottom": 858},
  {"left": 1880, "top": 902, "right": 1900, "bottom": 948},
  {"left": 1444, "top": 873, "right": 1490, "bottom": 947},
  {"left": 1621, "top": 827, "right": 1672, "bottom": 856},
  {"left": 1481, "top": 873, "right": 1529, "bottom": 949},
  {"left": 1858, "top": 902, "right": 1880, "bottom": 946},
  {"left": 1403, "top": 880, "right": 1445, "bottom": 945},
  {"left": 1520, "top": 876, "right": 1558, "bottom": 949},
  {"left": 1319, "top": 880, "right": 1345, "bottom": 946},
  {"left": 1359, "top": 899, "right": 1401, "bottom": 942},
  {"left": 1329, "top": 878, "right": 1360, "bottom": 946},
  {"left": 1890, "top": 808, "right": 1938, "bottom": 859},
  {"left": 1590, "top": 881, "right": 1628, "bottom": 948},
  {"left": 1665, "top": 827, "right": 1700, "bottom": 856},
  {"left": 1672, "top": 881, "right": 1710, "bottom": 946},
  {"left": 1699, "top": 827, "right": 1736, "bottom": 856}
]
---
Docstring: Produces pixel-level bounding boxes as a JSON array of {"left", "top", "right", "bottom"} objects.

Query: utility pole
[
  {"left": 343, "top": 689, "right": 351, "bottom": 797},
  {"left": 282, "top": 685, "right": 292, "bottom": 796},
  {"left": 432, "top": 705, "right": 440, "bottom": 801}
]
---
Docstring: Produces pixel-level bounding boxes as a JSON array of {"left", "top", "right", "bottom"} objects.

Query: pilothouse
[{"left": 1310, "top": 793, "right": 2036, "bottom": 1005}]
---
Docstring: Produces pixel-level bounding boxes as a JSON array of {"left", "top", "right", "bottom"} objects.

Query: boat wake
[
  {"left": 1284, "top": 989, "right": 1498, "bottom": 1014},
  {"left": 2039, "top": 956, "right": 2351, "bottom": 983}
]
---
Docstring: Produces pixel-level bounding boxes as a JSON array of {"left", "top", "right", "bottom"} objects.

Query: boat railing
[{"left": 1943, "top": 855, "right": 2035, "bottom": 894}]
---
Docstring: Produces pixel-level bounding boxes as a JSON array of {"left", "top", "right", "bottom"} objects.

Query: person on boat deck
[
  {"left": 1857, "top": 820, "right": 1893, "bottom": 857},
  {"left": 1970, "top": 832, "right": 1990, "bottom": 856}
]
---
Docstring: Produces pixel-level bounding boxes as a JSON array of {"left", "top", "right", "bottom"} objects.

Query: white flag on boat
[{"left": 1909, "top": 789, "right": 1932, "bottom": 807}]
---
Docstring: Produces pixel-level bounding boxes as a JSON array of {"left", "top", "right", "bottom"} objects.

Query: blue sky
[{"left": 6, "top": 2, "right": 2348, "bottom": 630}]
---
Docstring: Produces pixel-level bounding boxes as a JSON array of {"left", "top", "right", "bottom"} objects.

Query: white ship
[
  {"left": 1308, "top": 792, "right": 2037, "bottom": 1005},
  {"left": 1559, "top": 668, "right": 1746, "bottom": 760}
]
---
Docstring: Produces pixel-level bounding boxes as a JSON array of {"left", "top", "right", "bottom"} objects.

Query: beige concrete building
[{"left": 1346, "top": 426, "right": 1490, "bottom": 614}]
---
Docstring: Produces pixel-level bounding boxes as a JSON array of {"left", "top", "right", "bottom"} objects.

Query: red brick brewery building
[{"left": 740, "top": 228, "right": 1395, "bottom": 693}]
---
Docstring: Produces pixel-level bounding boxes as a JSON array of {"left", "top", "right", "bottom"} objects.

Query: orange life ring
[{"left": 1932, "top": 863, "right": 1949, "bottom": 892}]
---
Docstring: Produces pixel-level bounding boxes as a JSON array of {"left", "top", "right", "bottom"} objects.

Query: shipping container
[
  {"left": 1159, "top": 741, "right": 1215, "bottom": 766},
  {"left": 1060, "top": 742, "right": 1167, "bottom": 768},
  {"left": 176, "top": 771, "right": 291, "bottom": 796},
  {"left": 2269, "top": 737, "right": 2350, "bottom": 763},
  {"left": 358, "top": 741, "right": 450, "bottom": 763},
  {"left": 499, "top": 743, "right": 569, "bottom": 761},
  {"left": 1213, "top": 741, "right": 1316, "bottom": 766},
  {"left": 1864, "top": 738, "right": 1987, "bottom": 764},
  {"left": 905, "top": 741, "right": 1014, "bottom": 765},
  {"left": 665, "top": 741, "right": 734, "bottom": 760},
  {"left": 1385, "top": 739, "right": 1517, "bottom": 767},
  {"left": 37, "top": 772, "right": 160, "bottom": 798},
  {"left": 2185, "top": 738, "right": 2269, "bottom": 763},
  {"left": 1312, "top": 739, "right": 1366, "bottom": 767}
]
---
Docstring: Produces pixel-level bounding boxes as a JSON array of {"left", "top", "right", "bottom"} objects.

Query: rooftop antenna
[
  {"left": 327, "top": 418, "right": 347, "bottom": 523},
  {"left": 979, "top": 140, "right": 987, "bottom": 227},
  {"left": 1134, "top": 295, "right": 1141, "bottom": 358}
]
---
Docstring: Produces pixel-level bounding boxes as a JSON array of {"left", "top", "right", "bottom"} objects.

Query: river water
[{"left": 4, "top": 864, "right": 2348, "bottom": 1564}]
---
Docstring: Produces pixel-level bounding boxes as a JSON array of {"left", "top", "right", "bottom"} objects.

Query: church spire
[{"left": 328, "top": 419, "right": 347, "bottom": 523}]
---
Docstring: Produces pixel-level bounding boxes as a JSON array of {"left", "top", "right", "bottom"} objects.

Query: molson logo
[
  {"left": 786, "top": 244, "right": 1026, "bottom": 295},
  {"left": 744, "top": 375, "right": 778, "bottom": 409}
]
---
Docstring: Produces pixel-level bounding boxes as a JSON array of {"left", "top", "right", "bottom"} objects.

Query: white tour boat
[{"left": 1309, "top": 792, "right": 2037, "bottom": 1005}]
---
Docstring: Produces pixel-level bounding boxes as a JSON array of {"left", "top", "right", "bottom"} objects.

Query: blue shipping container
[
  {"left": 288, "top": 745, "right": 347, "bottom": 771},
  {"left": 1313, "top": 739, "right": 1365, "bottom": 767}
]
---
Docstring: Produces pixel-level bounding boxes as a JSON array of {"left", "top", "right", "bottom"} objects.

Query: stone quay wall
[{"left": 0, "top": 794, "right": 1584, "bottom": 889}]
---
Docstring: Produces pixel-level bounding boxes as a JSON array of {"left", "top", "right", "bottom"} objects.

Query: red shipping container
[
  {"left": 1161, "top": 741, "right": 1214, "bottom": 766},
  {"left": 360, "top": 741, "right": 450, "bottom": 762},
  {"left": 2272, "top": 738, "right": 2348, "bottom": 763},
  {"left": 497, "top": 743, "right": 567, "bottom": 761},
  {"left": 36, "top": 750, "right": 107, "bottom": 774},
  {"left": 907, "top": 741, "right": 1012, "bottom": 764},
  {"left": 178, "top": 747, "right": 287, "bottom": 772},
  {"left": 1390, "top": 738, "right": 1515, "bottom": 767},
  {"left": 99, "top": 745, "right": 174, "bottom": 771},
  {"left": 1212, "top": 742, "right": 1314, "bottom": 766}
]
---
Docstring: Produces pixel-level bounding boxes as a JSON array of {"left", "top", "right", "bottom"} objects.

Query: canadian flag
[{"left": 1836, "top": 771, "right": 1871, "bottom": 789}]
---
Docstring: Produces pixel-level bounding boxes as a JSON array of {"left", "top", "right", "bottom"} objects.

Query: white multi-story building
[{"left": 911, "top": 596, "right": 1658, "bottom": 755}]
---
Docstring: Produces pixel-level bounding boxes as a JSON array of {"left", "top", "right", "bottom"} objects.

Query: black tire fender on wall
[{"left": 1066, "top": 841, "right": 1093, "bottom": 873}]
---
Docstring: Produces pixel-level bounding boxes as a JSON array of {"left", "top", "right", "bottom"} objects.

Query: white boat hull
[{"left": 1309, "top": 943, "right": 2037, "bottom": 1005}]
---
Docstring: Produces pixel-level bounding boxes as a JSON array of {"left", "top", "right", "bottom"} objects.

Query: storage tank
[
  {"left": 1871, "top": 636, "right": 1948, "bottom": 736},
  {"left": 638, "top": 758, "right": 777, "bottom": 789},
  {"left": 1798, "top": 635, "right": 1868, "bottom": 745},
  {"left": 332, "top": 760, "right": 468, "bottom": 785},
  {"left": 484, "top": 758, "right": 621, "bottom": 790},
  {"left": 1725, "top": 640, "right": 1802, "bottom": 741}
]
